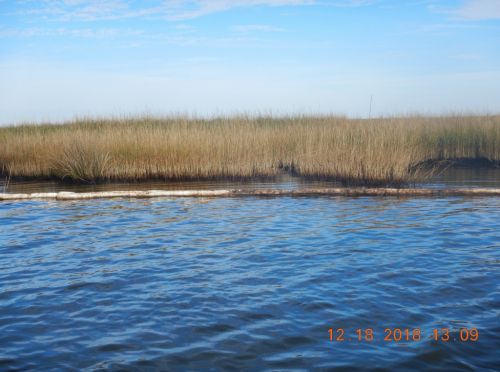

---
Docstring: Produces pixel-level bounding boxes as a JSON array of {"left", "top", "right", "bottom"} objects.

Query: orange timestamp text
[{"left": 328, "top": 327, "right": 479, "bottom": 342}]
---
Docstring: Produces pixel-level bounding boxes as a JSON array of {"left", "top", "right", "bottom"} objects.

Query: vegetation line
[{"left": 1, "top": 114, "right": 499, "bottom": 187}]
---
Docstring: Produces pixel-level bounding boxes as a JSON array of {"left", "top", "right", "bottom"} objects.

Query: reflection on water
[
  {"left": 428, "top": 166, "right": 500, "bottom": 189},
  {"left": 1, "top": 195, "right": 499, "bottom": 370},
  {"left": 0, "top": 174, "right": 319, "bottom": 194},
  {"left": 2, "top": 166, "right": 500, "bottom": 194}
]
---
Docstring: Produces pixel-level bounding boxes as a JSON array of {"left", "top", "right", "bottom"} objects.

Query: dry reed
[{"left": 0, "top": 115, "right": 499, "bottom": 186}]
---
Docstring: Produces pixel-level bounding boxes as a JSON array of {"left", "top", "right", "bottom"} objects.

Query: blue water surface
[{"left": 1, "top": 195, "right": 499, "bottom": 371}]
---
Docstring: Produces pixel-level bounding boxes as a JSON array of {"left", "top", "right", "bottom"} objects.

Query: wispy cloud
[
  {"left": 12, "top": 0, "right": 311, "bottom": 21},
  {"left": 13, "top": 0, "right": 373, "bottom": 22},
  {"left": 417, "top": 22, "right": 480, "bottom": 34},
  {"left": 320, "top": 0, "right": 377, "bottom": 7},
  {"left": 0, "top": 26, "right": 144, "bottom": 38},
  {"left": 232, "top": 24, "right": 285, "bottom": 33},
  {"left": 20, "top": 0, "right": 132, "bottom": 21},
  {"left": 451, "top": 0, "right": 500, "bottom": 20}
]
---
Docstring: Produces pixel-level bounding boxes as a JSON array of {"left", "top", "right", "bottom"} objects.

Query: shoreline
[{"left": 2, "top": 187, "right": 500, "bottom": 201}]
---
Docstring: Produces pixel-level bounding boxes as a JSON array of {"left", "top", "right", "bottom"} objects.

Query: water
[
  {"left": 429, "top": 166, "right": 500, "bottom": 189},
  {"left": 0, "top": 174, "right": 334, "bottom": 194},
  {"left": 1, "top": 193, "right": 499, "bottom": 371},
  {"left": 2, "top": 166, "right": 500, "bottom": 194}
]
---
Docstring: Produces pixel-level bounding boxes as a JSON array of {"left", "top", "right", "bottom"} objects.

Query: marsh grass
[
  {"left": 1, "top": 115, "right": 499, "bottom": 186},
  {"left": 52, "top": 141, "right": 111, "bottom": 183}
]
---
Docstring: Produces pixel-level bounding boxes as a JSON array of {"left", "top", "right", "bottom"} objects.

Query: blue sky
[{"left": 1, "top": 0, "right": 500, "bottom": 124}]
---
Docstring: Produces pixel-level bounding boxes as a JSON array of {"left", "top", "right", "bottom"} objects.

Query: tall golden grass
[{"left": 0, "top": 115, "right": 499, "bottom": 186}]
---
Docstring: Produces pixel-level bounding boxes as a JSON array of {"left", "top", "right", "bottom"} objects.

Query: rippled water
[{"left": 1, "top": 194, "right": 499, "bottom": 371}]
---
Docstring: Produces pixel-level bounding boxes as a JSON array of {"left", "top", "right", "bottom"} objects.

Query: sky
[{"left": 1, "top": 0, "right": 500, "bottom": 124}]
